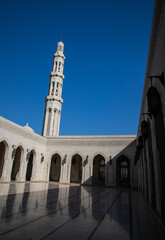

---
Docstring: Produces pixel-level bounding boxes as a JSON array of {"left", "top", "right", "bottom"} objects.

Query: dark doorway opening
[
  {"left": 92, "top": 154, "right": 105, "bottom": 185},
  {"left": 11, "top": 146, "right": 22, "bottom": 181},
  {"left": 70, "top": 154, "right": 82, "bottom": 183},
  {"left": 0, "top": 141, "right": 7, "bottom": 179},
  {"left": 49, "top": 153, "right": 61, "bottom": 182},
  {"left": 116, "top": 155, "right": 130, "bottom": 186},
  {"left": 26, "top": 151, "right": 34, "bottom": 181}
]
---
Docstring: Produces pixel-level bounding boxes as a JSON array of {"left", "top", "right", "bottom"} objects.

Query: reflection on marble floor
[{"left": 0, "top": 183, "right": 164, "bottom": 240}]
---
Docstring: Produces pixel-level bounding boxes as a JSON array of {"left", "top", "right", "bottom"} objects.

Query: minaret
[{"left": 42, "top": 41, "right": 65, "bottom": 136}]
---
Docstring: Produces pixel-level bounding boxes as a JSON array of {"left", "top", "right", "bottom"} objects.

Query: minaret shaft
[{"left": 42, "top": 41, "right": 65, "bottom": 137}]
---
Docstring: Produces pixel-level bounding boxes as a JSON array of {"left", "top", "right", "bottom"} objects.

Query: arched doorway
[
  {"left": 49, "top": 153, "right": 61, "bottom": 182},
  {"left": 26, "top": 151, "right": 34, "bottom": 181},
  {"left": 147, "top": 87, "right": 165, "bottom": 216},
  {"left": 70, "top": 154, "right": 82, "bottom": 183},
  {"left": 0, "top": 141, "right": 7, "bottom": 179},
  {"left": 92, "top": 154, "right": 105, "bottom": 185},
  {"left": 116, "top": 155, "right": 130, "bottom": 186},
  {"left": 11, "top": 146, "right": 22, "bottom": 181}
]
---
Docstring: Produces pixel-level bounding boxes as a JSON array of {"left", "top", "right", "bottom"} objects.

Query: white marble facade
[{"left": 0, "top": 116, "right": 136, "bottom": 186}]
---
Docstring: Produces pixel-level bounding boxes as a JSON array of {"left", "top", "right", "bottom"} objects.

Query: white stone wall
[
  {"left": 45, "top": 135, "right": 136, "bottom": 187},
  {"left": 0, "top": 116, "right": 137, "bottom": 187},
  {"left": 0, "top": 117, "right": 46, "bottom": 182}
]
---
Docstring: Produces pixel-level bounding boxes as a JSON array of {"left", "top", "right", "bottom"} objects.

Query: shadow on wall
[
  {"left": 82, "top": 140, "right": 136, "bottom": 188},
  {"left": 0, "top": 138, "right": 136, "bottom": 186}
]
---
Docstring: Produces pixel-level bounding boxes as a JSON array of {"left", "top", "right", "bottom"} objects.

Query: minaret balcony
[
  {"left": 50, "top": 72, "right": 64, "bottom": 80},
  {"left": 46, "top": 95, "right": 63, "bottom": 104},
  {"left": 54, "top": 52, "right": 65, "bottom": 60}
]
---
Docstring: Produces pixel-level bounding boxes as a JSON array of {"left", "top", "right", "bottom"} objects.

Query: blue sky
[{"left": 0, "top": 0, "right": 154, "bottom": 135}]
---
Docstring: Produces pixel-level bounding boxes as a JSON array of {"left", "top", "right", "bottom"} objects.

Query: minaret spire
[{"left": 42, "top": 41, "right": 65, "bottom": 136}]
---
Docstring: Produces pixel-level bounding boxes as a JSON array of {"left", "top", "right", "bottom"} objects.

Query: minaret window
[
  {"left": 55, "top": 61, "right": 57, "bottom": 71},
  {"left": 58, "top": 62, "right": 61, "bottom": 72},
  {"left": 55, "top": 82, "right": 59, "bottom": 96},
  {"left": 51, "top": 82, "right": 55, "bottom": 95}
]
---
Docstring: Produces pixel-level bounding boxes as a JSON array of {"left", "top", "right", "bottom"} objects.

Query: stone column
[
  {"left": 105, "top": 159, "right": 108, "bottom": 186},
  {"left": 57, "top": 111, "right": 61, "bottom": 135},
  {"left": 44, "top": 161, "right": 49, "bottom": 181},
  {"left": 88, "top": 160, "right": 93, "bottom": 185},
  {"left": 52, "top": 110, "right": 56, "bottom": 135},
  {"left": 43, "top": 108, "right": 49, "bottom": 136},
  {"left": 1, "top": 145, "right": 12, "bottom": 182},
  {"left": 45, "top": 153, "right": 52, "bottom": 181},
  {"left": 151, "top": 119, "right": 162, "bottom": 215},
  {"left": 51, "top": 110, "right": 55, "bottom": 135},
  {"left": 66, "top": 158, "right": 71, "bottom": 183},
  {"left": 59, "top": 164, "right": 63, "bottom": 183},
  {"left": 49, "top": 108, "right": 54, "bottom": 136},
  {"left": 49, "top": 81, "right": 53, "bottom": 95},
  {"left": 53, "top": 110, "right": 59, "bottom": 135},
  {"left": 60, "top": 155, "right": 67, "bottom": 183},
  {"left": 18, "top": 151, "right": 27, "bottom": 181},
  {"left": 31, "top": 153, "right": 41, "bottom": 181},
  {"left": 82, "top": 160, "right": 85, "bottom": 184},
  {"left": 145, "top": 140, "right": 152, "bottom": 204}
]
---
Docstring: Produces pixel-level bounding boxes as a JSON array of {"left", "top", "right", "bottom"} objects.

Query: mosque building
[{"left": 0, "top": 0, "right": 165, "bottom": 228}]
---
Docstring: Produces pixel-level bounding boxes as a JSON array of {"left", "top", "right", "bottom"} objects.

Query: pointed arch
[
  {"left": 50, "top": 151, "right": 63, "bottom": 160},
  {"left": 0, "top": 140, "right": 8, "bottom": 179},
  {"left": 92, "top": 154, "right": 105, "bottom": 185},
  {"left": 49, "top": 153, "right": 61, "bottom": 182},
  {"left": 147, "top": 86, "right": 162, "bottom": 117},
  {"left": 116, "top": 155, "right": 130, "bottom": 186},
  {"left": 26, "top": 150, "right": 35, "bottom": 181},
  {"left": 15, "top": 143, "right": 26, "bottom": 153},
  {"left": 70, "top": 154, "right": 82, "bottom": 183},
  {"left": 147, "top": 119, "right": 156, "bottom": 207},
  {"left": 70, "top": 152, "right": 84, "bottom": 161},
  {"left": 11, "top": 145, "right": 24, "bottom": 181},
  {"left": 0, "top": 138, "right": 9, "bottom": 148},
  {"left": 92, "top": 152, "right": 107, "bottom": 161}
]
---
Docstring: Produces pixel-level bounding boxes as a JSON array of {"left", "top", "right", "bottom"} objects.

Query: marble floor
[{"left": 0, "top": 183, "right": 164, "bottom": 240}]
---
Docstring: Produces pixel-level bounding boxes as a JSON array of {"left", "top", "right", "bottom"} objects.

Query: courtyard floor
[{"left": 0, "top": 183, "right": 164, "bottom": 240}]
